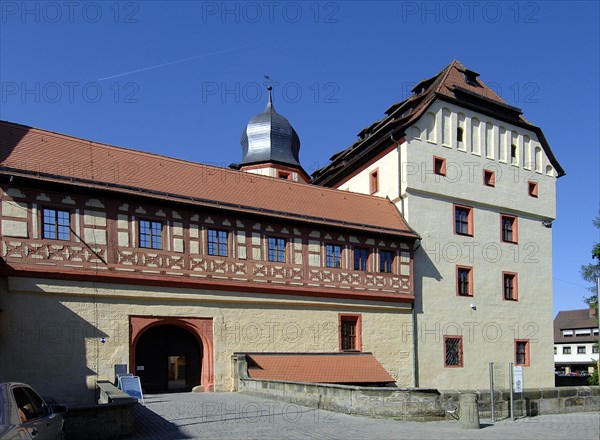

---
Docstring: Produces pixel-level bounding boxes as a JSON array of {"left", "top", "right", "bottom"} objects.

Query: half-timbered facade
[{"left": 0, "top": 116, "right": 417, "bottom": 404}]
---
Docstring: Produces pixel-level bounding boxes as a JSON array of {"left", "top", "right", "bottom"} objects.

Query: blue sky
[{"left": 1, "top": 1, "right": 598, "bottom": 315}]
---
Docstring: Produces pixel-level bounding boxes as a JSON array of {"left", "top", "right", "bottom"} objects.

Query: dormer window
[{"left": 464, "top": 69, "right": 480, "bottom": 86}]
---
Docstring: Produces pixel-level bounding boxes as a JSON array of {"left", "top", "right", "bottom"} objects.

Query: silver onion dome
[{"left": 240, "top": 87, "right": 301, "bottom": 167}]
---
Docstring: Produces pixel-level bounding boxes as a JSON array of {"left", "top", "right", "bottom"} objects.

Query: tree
[
  {"left": 580, "top": 212, "right": 600, "bottom": 308},
  {"left": 580, "top": 212, "right": 599, "bottom": 385}
]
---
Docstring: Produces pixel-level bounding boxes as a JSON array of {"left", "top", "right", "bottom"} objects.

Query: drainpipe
[{"left": 412, "top": 303, "right": 419, "bottom": 387}]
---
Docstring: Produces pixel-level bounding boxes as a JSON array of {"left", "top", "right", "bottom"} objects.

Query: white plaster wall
[
  {"left": 338, "top": 148, "right": 400, "bottom": 202},
  {"left": 332, "top": 97, "right": 559, "bottom": 389},
  {"left": 0, "top": 277, "right": 413, "bottom": 405}
]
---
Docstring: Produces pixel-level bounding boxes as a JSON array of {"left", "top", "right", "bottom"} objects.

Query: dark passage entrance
[{"left": 135, "top": 325, "right": 202, "bottom": 393}]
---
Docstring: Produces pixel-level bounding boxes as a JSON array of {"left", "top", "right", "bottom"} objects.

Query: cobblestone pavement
[{"left": 132, "top": 392, "right": 600, "bottom": 440}]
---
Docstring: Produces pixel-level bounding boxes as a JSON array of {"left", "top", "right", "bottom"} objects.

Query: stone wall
[
  {"left": 440, "top": 386, "right": 600, "bottom": 418},
  {"left": 239, "top": 378, "right": 445, "bottom": 421}
]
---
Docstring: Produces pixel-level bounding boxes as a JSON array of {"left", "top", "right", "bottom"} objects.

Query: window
[
  {"left": 354, "top": 247, "right": 369, "bottom": 271},
  {"left": 139, "top": 220, "right": 162, "bottom": 249},
  {"left": 444, "top": 336, "right": 463, "bottom": 367},
  {"left": 457, "top": 266, "right": 473, "bottom": 296},
  {"left": 379, "top": 250, "right": 394, "bottom": 273},
  {"left": 268, "top": 237, "right": 286, "bottom": 262},
  {"left": 483, "top": 169, "right": 495, "bottom": 187},
  {"left": 434, "top": 156, "right": 446, "bottom": 176},
  {"left": 528, "top": 181, "right": 539, "bottom": 198},
  {"left": 511, "top": 143, "right": 518, "bottom": 164},
  {"left": 577, "top": 346, "right": 586, "bottom": 354},
  {"left": 339, "top": 314, "right": 361, "bottom": 351},
  {"left": 501, "top": 215, "right": 518, "bottom": 243},
  {"left": 42, "top": 208, "right": 70, "bottom": 240},
  {"left": 593, "top": 346, "right": 599, "bottom": 354},
  {"left": 563, "top": 346, "right": 571, "bottom": 354},
  {"left": 325, "top": 244, "right": 341, "bottom": 268},
  {"left": 277, "top": 170, "right": 291, "bottom": 180},
  {"left": 562, "top": 330, "right": 573, "bottom": 337},
  {"left": 503, "top": 272, "right": 518, "bottom": 301},
  {"left": 456, "top": 127, "right": 464, "bottom": 143},
  {"left": 554, "top": 347, "right": 557, "bottom": 355},
  {"left": 454, "top": 205, "right": 473, "bottom": 236},
  {"left": 369, "top": 169, "right": 379, "bottom": 194},
  {"left": 13, "top": 386, "right": 50, "bottom": 422},
  {"left": 515, "top": 340, "right": 529, "bottom": 366},
  {"left": 208, "top": 229, "right": 228, "bottom": 256}
]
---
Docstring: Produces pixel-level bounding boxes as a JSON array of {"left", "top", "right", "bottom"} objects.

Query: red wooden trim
[
  {"left": 0, "top": 266, "right": 415, "bottom": 304},
  {"left": 500, "top": 214, "right": 518, "bottom": 244},
  {"left": 514, "top": 338, "right": 530, "bottom": 366},
  {"left": 338, "top": 313, "right": 362, "bottom": 352},
  {"left": 443, "top": 335, "right": 463, "bottom": 368},
  {"left": 502, "top": 271, "right": 519, "bottom": 301},
  {"left": 456, "top": 265, "right": 474, "bottom": 297}
]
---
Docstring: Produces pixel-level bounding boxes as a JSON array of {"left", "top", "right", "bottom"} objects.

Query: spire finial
[{"left": 264, "top": 74, "right": 275, "bottom": 112}]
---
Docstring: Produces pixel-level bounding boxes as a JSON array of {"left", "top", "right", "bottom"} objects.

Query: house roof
[
  {"left": 554, "top": 308, "right": 599, "bottom": 343},
  {"left": 244, "top": 352, "right": 396, "bottom": 384},
  {"left": 0, "top": 120, "right": 418, "bottom": 238},
  {"left": 311, "top": 60, "right": 564, "bottom": 186}
]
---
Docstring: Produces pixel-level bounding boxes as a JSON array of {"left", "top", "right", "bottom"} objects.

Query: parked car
[{"left": 0, "top": 382, "right": 67, "bottom": 440}]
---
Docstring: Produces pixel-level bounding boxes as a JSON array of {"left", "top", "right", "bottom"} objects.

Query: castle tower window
[
  {"left": 456, "top": 127, "right": 464, "bottom": 143},
  {"left": 483, "top": 169, "right": 495, "bottom": 187}
]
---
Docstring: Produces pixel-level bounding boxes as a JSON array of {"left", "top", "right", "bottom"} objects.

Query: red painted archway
[{"left": 130, "top": 316, "right": 214, "bottom": 391}]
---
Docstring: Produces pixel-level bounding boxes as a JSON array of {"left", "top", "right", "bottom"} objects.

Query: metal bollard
[{"left": 459, "top": 393, "right": 480, "bottom": 429}]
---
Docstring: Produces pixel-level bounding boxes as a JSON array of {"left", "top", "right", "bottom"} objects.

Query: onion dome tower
[{"left": 238, "top": 85, "right": 309, "bottom": 182}]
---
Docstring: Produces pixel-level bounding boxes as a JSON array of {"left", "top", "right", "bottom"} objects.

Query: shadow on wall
[
  {"left": 0, "top": 282, "right": 107, "bottom": 405},
  {"left": 413, "top": 244, "right": 442, "bottom": 315}
]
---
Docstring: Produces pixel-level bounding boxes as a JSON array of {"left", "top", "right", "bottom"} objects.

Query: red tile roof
[
  {"left": 312, "top": 60, "right": 564, "bottom": 185},
  {"left": 0, "top": 120, "right": 418, "bottom": 238},
  {"left": 245, "top": 352, "right": 395, "bottom": 383}
]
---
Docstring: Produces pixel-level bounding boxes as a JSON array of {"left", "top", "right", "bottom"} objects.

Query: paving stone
[{"left": 131, "top": 392, "right": 600, "bottom": 440}]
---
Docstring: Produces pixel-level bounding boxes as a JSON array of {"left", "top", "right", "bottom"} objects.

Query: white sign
[{"left": 513, "top": 366, "right": 523, "bottom": 392}]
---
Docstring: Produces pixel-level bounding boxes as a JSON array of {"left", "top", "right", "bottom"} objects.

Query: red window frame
[
  {"left": 444, "top": 335, "right": 463, "bottom": 368},
  {"left": 503, "top": 272, "right": 518, "bottom": 301},
  {"left": 369, "top": 169, "right": 379, "bottom": 194},
  {"left": 515, "top": 339, "right": 530, "bottom": 366},
  {"left": 453, "top": 204, "right": 474, "bottom": 236},
  {"left": 483, "top": 169, "right": 496, "bottom": 187},
  {"left": 456, "top": 266, "right": 474, "bottom": 297},
  {"left": 500, "top": 214, "right": 518, "bottom": 244},
  {"left": 339, "top": 314, "right": 362, "bottom": 351},
  {"left": 434, "top": 156, "right": 447, "bottom": 176}
]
